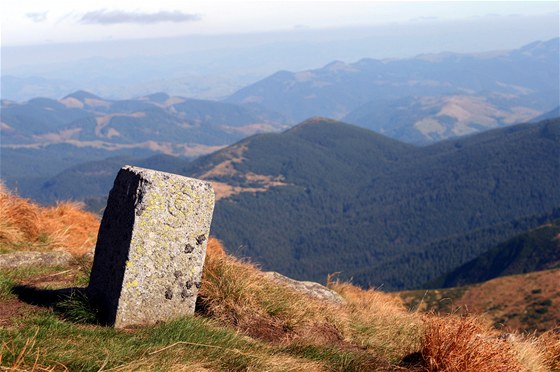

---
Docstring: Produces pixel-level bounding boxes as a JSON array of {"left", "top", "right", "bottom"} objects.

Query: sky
[
  {"left": 1, "top": 1, "right": 559, "bottom": 46},
  {"left": 1, "top": 1, "right": 558, "bottom": 101}
]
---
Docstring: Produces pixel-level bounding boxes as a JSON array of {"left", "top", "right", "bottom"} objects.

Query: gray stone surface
[
  {"left": 0, "top": 251, "right": 73, "bottom": 269},
  {"left": 264, "top": 271, "right": 346, "bottom": 305},
  {"left": 88, "top": 165, "right": 215, "bottom": 328}
]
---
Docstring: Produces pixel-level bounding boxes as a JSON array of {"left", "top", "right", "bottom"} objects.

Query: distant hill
[
  {"left": 1, "top": 92, "right": 286, "bottom": 191},
  {"left": 343, "top": 95, "right": 544, "bottom": 144},
  {"left": 1, "top": 91, "right": 285, "bottom": 148},
  {"left": 17, "top": 154, "right": 187, "bottom": 206},
  {"left": 225, "top": 38, "right": 559, "bottom": 143},
  {"left": 172, "top": 117, "right": 559, "bottom": 290},
  {"left": 400, "top": 268, "right": 560, "bottom": 333},
  {"left": 425, "top": 220, "right": 560, "bottom": 289}
]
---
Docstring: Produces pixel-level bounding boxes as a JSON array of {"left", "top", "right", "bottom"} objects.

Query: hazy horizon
[{"left": 1, "top": 1, "right": 558, "bottom": 101}]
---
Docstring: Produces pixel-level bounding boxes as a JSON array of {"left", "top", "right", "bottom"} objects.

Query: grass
[
  {"left": 1, "top": 185, "right": 559, "bottom": 370},
  {"left": 56, "top": 290, "right": 100, "bottom": 324},
  {"left": 0, "top": 266, "right": 69, "bottom": 300},
  {"left": 0, "top": 313, "right": 274, "bottom": 371},
  {"left": 0, "top": 183, "right": 99, "bottom": 255},
  {"left": 399, "top": 268, "right": 560, "bottom": 334},
  {"left": 421, "top": 315, "right": 522, "bottom": 371}
]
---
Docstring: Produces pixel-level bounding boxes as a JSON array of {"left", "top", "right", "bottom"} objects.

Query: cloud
[
  {"left": 79, "top": 9, "right": 201, "bottom": 25},
  {"left": 26, "top": 12, "right": 48, "bottom": 23}
]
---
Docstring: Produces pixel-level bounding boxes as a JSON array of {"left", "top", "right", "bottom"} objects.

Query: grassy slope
[
  {"left": 400, "top": 268, "right": 560, "bottom": 333},
  {"left": 1, "top": 187, "right": 559, "bottom": 370}
]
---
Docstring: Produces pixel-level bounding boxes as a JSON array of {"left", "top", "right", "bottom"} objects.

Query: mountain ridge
[
  {"left": 225, "top": 38, "right": 559, "bottom": 143},
  {"left": 1, "top": 92, "right": 287, "bottom": 191}
]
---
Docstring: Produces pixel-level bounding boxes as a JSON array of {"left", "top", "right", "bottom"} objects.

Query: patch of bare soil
[{"left": 0, "top": 299, "right": 37, "bottom": 327}]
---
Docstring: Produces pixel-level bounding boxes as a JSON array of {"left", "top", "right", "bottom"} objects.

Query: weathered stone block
[{"left": 88, "top": 165, "right": 215, "bottom": 328}]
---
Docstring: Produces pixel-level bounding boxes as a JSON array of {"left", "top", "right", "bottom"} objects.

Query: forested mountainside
[
  {"left": 177, "top": 117, "right": 560, "bottom": 290},
  {"left": 426, "top": 220, "right": 560, "bottom": 289}
]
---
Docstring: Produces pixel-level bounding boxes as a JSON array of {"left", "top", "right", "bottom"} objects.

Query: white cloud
[{"left": 79, "top": 9, "right": 201, "bottom": 25}]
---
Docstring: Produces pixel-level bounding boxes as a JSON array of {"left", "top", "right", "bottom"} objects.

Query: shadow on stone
[
  {"left": 87, "top": 168, "right": 139, "bottom": 326},
  {"left": 12, "top": 285, "right": 103, "bottom": 325}
]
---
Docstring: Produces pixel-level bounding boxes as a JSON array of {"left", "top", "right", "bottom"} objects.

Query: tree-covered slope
[
  {"left": 177, "top": 117, "right": 560, "bottom": 290},
  {"left": 425, "top": 220, "right": 560, "bottom": 289}
]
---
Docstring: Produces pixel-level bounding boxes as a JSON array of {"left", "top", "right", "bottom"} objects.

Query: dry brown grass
[
  {"left": 0, "top": 184, "right": 99, "bottom": 255},
  {"left": 199, "top": 242, "right": 558, "bottom": 369},
  {"left": 331, "top": 281, "right": 423, "bottom": 361},
  {"left": 200, "top": 238, "right": 344, "bottom": 345},
  {"left": 421, "top": 315, "right": 523, "bottom": 371},
  {"left": 537, "top": 329, "right": 560, "bottom": 371},
  {"left": 510, "top": 332, "right": 559, "bottom": 372},
  {"left": 200, "top": 240, "right": 425, "bottom": 368}
]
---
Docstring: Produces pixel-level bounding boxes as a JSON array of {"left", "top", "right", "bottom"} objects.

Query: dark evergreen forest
[{"left": 181, "top": 118, "right": 560, "bottom": 290}]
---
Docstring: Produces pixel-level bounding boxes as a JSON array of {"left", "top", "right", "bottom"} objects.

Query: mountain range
[
  {"left": 1, "top": 39, "right": 559, "bottom": 291},
  {"left": 1, "top": 90, "right": 284, "bottom": 150},
  {"left": 3, "top": 38, "right": 558, "bottom": 191},
  {"left": 1, "top": 91, "right": 285, "bottom": 189},
  {"left": 227, "top": 38, "right": 559, "bottom": 143}
]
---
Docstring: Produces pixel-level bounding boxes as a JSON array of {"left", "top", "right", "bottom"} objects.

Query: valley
[{"left": 1, "top": 38, "right": 559, "bottom": 293}]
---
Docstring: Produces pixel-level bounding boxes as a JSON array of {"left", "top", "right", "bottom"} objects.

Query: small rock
[
  {"left": 264, "top": 271, "right": 345, "bottom": 305},
  {"left": 0, "top": 251, "right": 73, "bottom": 269}
]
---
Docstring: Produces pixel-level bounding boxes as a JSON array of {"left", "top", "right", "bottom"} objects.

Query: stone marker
[{"left": 88, "top": 165, "right": 215, "bottom": 328}]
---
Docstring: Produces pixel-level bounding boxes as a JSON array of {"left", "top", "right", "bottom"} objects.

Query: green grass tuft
[{"left": 57, "top": 291, "right": 99, "bottom": 324}]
